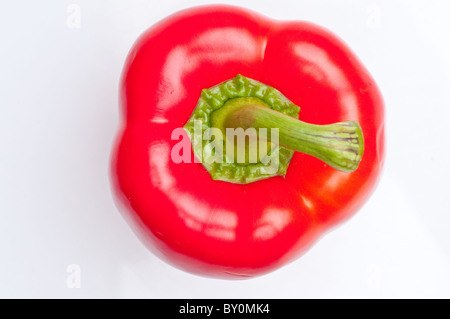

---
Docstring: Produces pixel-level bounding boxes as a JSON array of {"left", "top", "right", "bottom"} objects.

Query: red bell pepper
[{"left": 111, "top": 5, "right": 384, "bottom": 278}]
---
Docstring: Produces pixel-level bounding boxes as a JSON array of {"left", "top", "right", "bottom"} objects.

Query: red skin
[{"left": 111, "top": 5, "right": 385, "bottom": 279}]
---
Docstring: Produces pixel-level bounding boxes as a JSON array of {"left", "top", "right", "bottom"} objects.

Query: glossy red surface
[{"left": 111, "top": 5, "right": 385, "bottom": 278}]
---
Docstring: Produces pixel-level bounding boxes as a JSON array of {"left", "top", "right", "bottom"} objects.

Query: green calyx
[
  {"left": 184, "top": 75, "right": 299, "bottom": 184},
  {"left": 184, "top": 74, "right": 364, "bottom": 184}
]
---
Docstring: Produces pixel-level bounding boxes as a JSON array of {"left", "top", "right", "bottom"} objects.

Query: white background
[{"left": 1, "top": 0, "right": 450, "bottom": 299}]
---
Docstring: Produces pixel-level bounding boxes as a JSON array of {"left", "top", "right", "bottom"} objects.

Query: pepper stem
[{"left": 223, "top": 104, "right": 364, "bottom": 172}]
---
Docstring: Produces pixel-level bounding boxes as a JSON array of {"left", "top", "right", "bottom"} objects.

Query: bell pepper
[{"left": 111, "top": 5, "right": 384, "bottom": 278}]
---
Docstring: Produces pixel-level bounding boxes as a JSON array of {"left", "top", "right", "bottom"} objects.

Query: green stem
[{"left": 224, "top": 104, "right": 364, "bottom": 172}]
